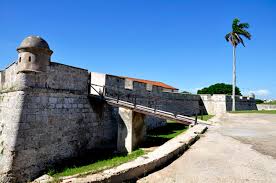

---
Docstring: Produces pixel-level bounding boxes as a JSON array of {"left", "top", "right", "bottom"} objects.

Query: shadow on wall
[
  {"left": 6, "top": 89, "right": 119, "bottom": 182},
  {"left": 88, "top": 97, "right": 105, "bottom": 119},
  {"left": 117, "top": 113, "right": 128, "bottom": 155},
  {"left": 199, "top": 98, "right": 208, "bottom": 115}
]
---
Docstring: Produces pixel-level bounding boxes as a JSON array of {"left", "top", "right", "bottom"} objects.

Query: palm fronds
[{"left": 226, "top": 18, "right": 251, "bottom": 47}]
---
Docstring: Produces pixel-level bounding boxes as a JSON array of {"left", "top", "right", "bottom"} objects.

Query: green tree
[
  {"left": 225, "top": 18, "right": 251, "bottom": 111},
  {"left": 197, "top": 83, "right": 241, "bottom": 95},
  {"left": 255, "top": 99, "right": 264, "bottom": 104},
  {"left": 181, "top": 91, "right": 191, "bottom": 94}
]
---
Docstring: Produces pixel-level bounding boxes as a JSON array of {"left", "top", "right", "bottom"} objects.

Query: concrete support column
[{"left": 117, "top": 107, "right": 146, "bottom": 153}]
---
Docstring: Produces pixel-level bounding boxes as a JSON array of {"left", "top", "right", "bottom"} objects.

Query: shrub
[
  {"left": 197, "top": 83, "right": 241, "bottom": 95},
  {"left": 255, "top": 99, "right": 264, "bottom": 104}
]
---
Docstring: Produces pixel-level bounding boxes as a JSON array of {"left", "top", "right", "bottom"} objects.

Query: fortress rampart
[
  {"left": 0, "top": 36, "right": 257, "bottom": 182},
  {"left": 91, "top": 73, "right": 201, "bottom": 116},
  {"left": 200, "top": 94, "right": 257, "bottom": 115},
  {"left": 0, "top": 61, "right": 118, "bottom": 182}
]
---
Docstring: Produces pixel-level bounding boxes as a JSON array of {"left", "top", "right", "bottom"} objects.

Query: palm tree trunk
[{"left": 232, "top": 46, "right": 236, "bottom": 111}]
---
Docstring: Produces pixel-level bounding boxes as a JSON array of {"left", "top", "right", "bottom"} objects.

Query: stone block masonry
[
  {"left": 0, "top": 36, "right": 257, "bottom": 182},
  {"left": 200, "top": 94, "right": 257, "bottom": 115},
  {"left": 0, "top": 62, "right": 118, "bottom": 182},
  {"left": 91, "top": 73, "right": 202, "bottom": 117},
  {"left": 257, "top": 104, "right": 276, "bottom": 111}
]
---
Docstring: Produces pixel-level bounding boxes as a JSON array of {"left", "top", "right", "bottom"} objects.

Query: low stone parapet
[{"left": 257, "top": 104, "right": 276, "bottom": 111}]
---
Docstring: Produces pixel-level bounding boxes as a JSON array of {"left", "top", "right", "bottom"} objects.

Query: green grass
[
  {"left": 48, "top": 122, "right": 189, "bottom": 179},
  {"left": 148, "top": 121, "right": 188, "bottom": 139},
  {"left": 195, "top": 115, "right": 214, "bottom": 121},
  {"left": 263, "top": 101, "right": 276, "bottom": 105},
  {"left": 48, "top": 149, "right": 144, "bottom": 178},
  {"left": 230, "top": 110, "right": 276, "bottom": 114},
  {"left": 140, "top": 121, "right": 188, "bottom": 148}
]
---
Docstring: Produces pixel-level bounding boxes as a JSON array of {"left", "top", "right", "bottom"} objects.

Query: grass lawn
[
  {"left": 48, "top": 122, "right": 189, "bottom": 179},
  {"left": 230, "top": 110, "right": 276, "bottom": 114},
  {"left": 262, "top": 101, "right": 276, "bottom": 105},
  {"left": 149, "top": 121, "right": 188, "bottom": 139},
  {"left": 196, "top": 115, "right": 214, "bottom": 121},
  {"left": 48, "top": 149, "right": 144, "bottom": 179},
  {"left": 141, "top": 121, "right": 188, "bottom": 148}
]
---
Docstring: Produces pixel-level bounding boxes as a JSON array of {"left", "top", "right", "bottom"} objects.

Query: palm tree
[{"left": 225, "top": 18, "right": 251, "bottom": 111}]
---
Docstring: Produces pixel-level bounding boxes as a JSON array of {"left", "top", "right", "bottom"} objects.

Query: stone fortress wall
[
  {"left": 200, "top": 94, "right": 257, "bottom": 115},
  {"left": 91, "top": 73, "right": 257, "bottom": 116},
  {"left": 257, "top": 104, "right": 276, "bottom": 111},
  {"left": 0, "top": 62, "right": 119, "bottom": 182},
  {"left": 0, "top": 36, "right": 257, "bottom": 182},
  {"left": 91, "top": 72, "right": 202, "bottom": 117}
]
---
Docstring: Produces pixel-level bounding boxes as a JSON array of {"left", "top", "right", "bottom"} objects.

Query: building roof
[
  {"left": 17, "top": 36, "right": 50, "bottom": 50},
  {"left": 123, "top": 77, "right": 178, "bottom": 90}
]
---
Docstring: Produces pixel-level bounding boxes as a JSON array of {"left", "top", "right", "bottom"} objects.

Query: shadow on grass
[
  {"left": 140, "top": 122, "right": 188, "bottom": 148},
  {"left": 47, "top": 148, "right": 145, "bottom": 178},
  {"left": 46, "top": 123, "right": 187, "bottom": 178},
  {"left": 230, "top": 110, "right": 276, "bottom": 114}
]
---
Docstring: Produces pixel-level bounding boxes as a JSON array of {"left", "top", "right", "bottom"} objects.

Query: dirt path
[{"left": 138, "top": 113, "right": 276, "bottom": 183}]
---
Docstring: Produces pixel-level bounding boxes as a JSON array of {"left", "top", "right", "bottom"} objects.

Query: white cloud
[
  {"left": 184, "top": 87, "right": 203, "bottom": 94},
  {"left": 247, "top": 89, "right": 270, "bottom": 98},
  {"left": 184, "top": 88, "right": 271, "bottom": 99}
]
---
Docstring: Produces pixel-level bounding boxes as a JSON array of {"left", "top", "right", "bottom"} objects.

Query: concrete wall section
[
  {"left": 117, "top": 108, "right": 146, "bottom": 153},
  {"left": 257, "top": 104, "right": 276, "bottom": 111},
  {"left": 200, "top": 95, "right": 227, "bottom": 115},
  {"left": 90, "top": 72, "right": 106, "bottom": 96},
  {"left": 200, "top": 94, "right": 257, "bottom": 115}
]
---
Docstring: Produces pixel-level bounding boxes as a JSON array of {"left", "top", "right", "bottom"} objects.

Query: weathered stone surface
[
  {"left": 144, "top": 116, "right": 166, "bottom": 131},
  {"left": 32, "top": 174, "right": 54, "bottom": 183},
  {"left": 0, "top": 37, "right": 256, "bottom": 182},
  {"left": 91, "top": 73, "right": 203, "bottom": 117},
  {"left": 257, "top": 104, "right": 276, "bottom": 111},
  {"left": 200, "top": 94, "right": 257, "bottom": 115},
  {"left": 0, "top": 63, "right": 118, "bottom": 182},
  {"left": 117, "top": 108, "right": 146, "bottom": 153},
  {"left": 60, "top": 124, "right": 207, "bottom": 183}
]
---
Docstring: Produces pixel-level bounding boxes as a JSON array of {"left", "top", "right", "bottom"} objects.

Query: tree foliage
[
  {"left": 181, "top": 91, "right": 191, "bottom": 94},
  {"left": 255, "top": 99, "right": 264, "bottom": 104},
  {"left": 197, "top": 83, "right": 241, "bottom": 95},
  {"left": 225, "top": 18, "right": 251, "bottom": 47}
]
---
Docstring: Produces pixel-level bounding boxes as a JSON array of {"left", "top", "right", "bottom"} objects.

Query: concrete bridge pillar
[{"left": 117, "top": 107, "right": 146, "bottom": 153}]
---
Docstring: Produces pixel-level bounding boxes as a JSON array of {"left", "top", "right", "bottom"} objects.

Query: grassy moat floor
[
  {"left": 48, "top": 149, "right": 145, "bottom": 178},
  {"left": 49, "top": 121, "right": 188, "bottom": 179},
  {"left": 196, "top": 115, "right": 214, "bottom": 121},
  {"left": 142, "top": 121, "right": 188, "bottom": 148},
  {"left": 230, "top": 110, "right": 276, "bottom": 114},
  {"left": 48, "top": 118, "right": 205, "bottom": 179}
]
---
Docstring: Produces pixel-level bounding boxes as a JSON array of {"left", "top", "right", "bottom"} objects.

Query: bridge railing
[{"left": 90, "top": 83, "right": 205, "bottom": 123}]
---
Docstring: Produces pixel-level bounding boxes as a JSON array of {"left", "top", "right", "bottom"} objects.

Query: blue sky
[{"left": 1, "top": 0, "right": 275, "bottom": 99}]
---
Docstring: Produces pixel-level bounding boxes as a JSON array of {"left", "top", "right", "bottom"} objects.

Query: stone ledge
[{"left": 55, "top": 124, "right": 208, "bottom": 183}]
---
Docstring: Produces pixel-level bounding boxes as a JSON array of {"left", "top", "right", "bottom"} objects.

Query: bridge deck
[{"left": 89, "top": 95, "right": 196, "bottom": 125}]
